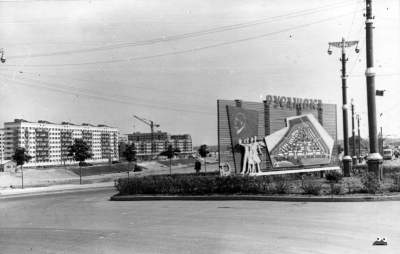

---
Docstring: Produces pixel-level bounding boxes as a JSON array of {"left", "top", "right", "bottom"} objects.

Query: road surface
[{"left": 0, "top": 189, "right": 399, "bottom": 253}]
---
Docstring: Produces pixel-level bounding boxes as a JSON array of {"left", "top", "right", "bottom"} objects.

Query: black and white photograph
[{"left": 0, "top": 0, "right": 399, "bottom": 253}]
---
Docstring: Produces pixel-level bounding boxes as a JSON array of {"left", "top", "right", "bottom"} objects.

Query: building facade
[
  {"left": 217, "top": 96, "right": 337, "bottom": 174},
  {"left": 127, "top": 131, "right": 192, "bottom": 158},
  {"left": 0, "top": 129, "right": 4, "bottom": 164},
  {"left": 3, "top": 119, "right": 119, "bottom": 167}
]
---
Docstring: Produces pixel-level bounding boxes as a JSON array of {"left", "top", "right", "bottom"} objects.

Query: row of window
[{"left": 26, "top": 157, "right": 118, "bottom": 163}]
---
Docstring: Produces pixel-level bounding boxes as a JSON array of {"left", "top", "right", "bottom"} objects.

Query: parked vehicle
[{"left": 383, "top": 149, "right": 393, "bottom": 160}]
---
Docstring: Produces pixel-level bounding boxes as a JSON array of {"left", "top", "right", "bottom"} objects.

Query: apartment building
[
  {"left": 0, "top": 129, "right": 4, "bottom": 164},
  {"left": 127, "top": 131, "right": 192, "bottom": 157},
  {"left": 170, "top": 134, "right": 193, "bottom": 154},
  {"left": 3, "top": 119, "right": 119, "bottom": 167}
]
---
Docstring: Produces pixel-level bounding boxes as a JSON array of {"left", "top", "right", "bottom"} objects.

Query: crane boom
[{"left": 133, "top": 115, "right": 160, "bottom": 156}]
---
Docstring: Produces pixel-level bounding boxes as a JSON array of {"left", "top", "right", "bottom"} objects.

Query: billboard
[
  {"left": 226, "top": 106, "right": 259, "bottom": 173},
  {"left": 218, "top": 99, "right": 337, "bottom": 175},
  {"left": 226, "top": 106, "right": 259, "bottom": 145},
  {"left": 264, "top": 114, "right": 334, "bottom": 168}
]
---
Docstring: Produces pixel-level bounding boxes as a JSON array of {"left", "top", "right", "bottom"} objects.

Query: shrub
[
  {"left": 272, "top": 176, "right": 289, "bottom": 194},
  {"left": 116, "top": 174, "right": 281, "bottom": 195},
  {"left": 325, "top": 171, "right": 343, "bottom": 183},
  {"left": 329, "top": 183, "right": 342, "bottom": 195},
  {"left": 388, "top": 185, "right": 400, "bottom": 192},
  {"left": 382, "top": 165, "right": 400, "bottom": 175},
  {"left": 389, "top": 174, "right": 400, "bottom": 192},
  {"left": 255, "top": 176, "right": 273, "bottom": 194},
  {"left": 361, "top": 172, "right": 381, "bottom": 194},
  {"left": 134, "top": 164, "right": 142, "bottom": 172},
  {"left": 301, "top": 180, "right": 322, "bottom": 195}
]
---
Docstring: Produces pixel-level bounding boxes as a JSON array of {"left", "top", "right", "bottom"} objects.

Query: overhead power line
[
  {"left": 11, "top": 11, "right": 362, "bottom": 68},
  {"left": 0, "top": 73, "right": 216, "bottom": 116},
  {"left": 0, "top": 68, "right": 213, "bottom": 98},
  {"left": 7, "top": 0, "right": 359, "bottom": 60},
  {"left": 0, "top": 72, "right": 215, "bottom": 111}
]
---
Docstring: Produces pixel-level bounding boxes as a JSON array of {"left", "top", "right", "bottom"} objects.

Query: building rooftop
[{"left": 5, "top": 119, "right": 117, "bottom": 129}]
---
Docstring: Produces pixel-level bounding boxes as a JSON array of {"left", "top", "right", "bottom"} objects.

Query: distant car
[
  {"left": 79, "top": 162, "right": 93, "bottom": 167},
  {"left": 112, "top": 161, "right": 120, "bottom": 164},
  {"left": 373, "top": 237, "right": 387, "bottom": 246},
  {"left": 383, "top": 149, "right": 393, "bottom": 160}
]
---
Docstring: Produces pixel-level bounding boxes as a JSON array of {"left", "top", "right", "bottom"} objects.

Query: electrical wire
[
  {"left": 10, "top": 11, "right": 362, "bottom": 68},
  {"left": 7, "top": 0, "right": 360, "bottom": 60},
  {"left": 0, "top": 68, "right": 214, "bottom": 98},
  {"left": 0, "top": 71, "right": 216, "bottom": 111},
  {"left": 0, "top": 73, "right": 216, "bottom": 116},
  {"left": 346, "top": 0, "right": 363, "bottom": 39}
]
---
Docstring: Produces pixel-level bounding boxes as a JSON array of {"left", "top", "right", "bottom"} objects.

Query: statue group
[{"left": 238, "top": 136, "right": 263, "bottom": 175}]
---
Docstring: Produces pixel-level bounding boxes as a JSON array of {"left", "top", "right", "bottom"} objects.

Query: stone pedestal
[
  {"left": 367, "top": 153, "right": 383, "bottom": 181},
  {"left": 342, "top": 155, "right": 352, "bottom": 177}
]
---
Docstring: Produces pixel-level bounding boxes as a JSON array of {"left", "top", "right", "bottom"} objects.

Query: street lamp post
[
  {"left": 378, "top": 113, "right": 383, "bottom": 156},
  {"left": 328, "top": 38, "right": 359, "bottom": 177},
  {"left": 356, "top": 114, "right": 362, "bottom": 162},
  {"left": 351, "top": 100, "right": 357, "bottom": 165},
  {"left": 364, "top": 0, "right": 383, "bottom": 179}
]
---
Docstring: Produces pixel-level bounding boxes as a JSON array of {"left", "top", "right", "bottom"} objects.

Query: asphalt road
[{"left": 0, "top": 189, "right": 399, "bottom": 254}]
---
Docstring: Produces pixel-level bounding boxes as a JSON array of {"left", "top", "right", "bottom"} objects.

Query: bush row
[
  {"left": 115, "top": 171, "right": 400, "bottom": 196},
  {"left": 116, "top": 175, "right": 292, "bottom": 195}
]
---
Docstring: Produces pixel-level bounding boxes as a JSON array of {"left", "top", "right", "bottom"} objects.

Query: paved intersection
[{"left": 0, "top": 189, "right": 398, "bottom": 253}]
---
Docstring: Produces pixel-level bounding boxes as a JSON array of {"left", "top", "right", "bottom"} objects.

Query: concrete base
[
  {"left": 367, "top": 153, "right": 383, "bottom": 181},
  {"left": 255, "top": 166, "right": 340, "bottom": 176},
  {"left": 342, "top": 156, "right": 352, "bottom": 177}
]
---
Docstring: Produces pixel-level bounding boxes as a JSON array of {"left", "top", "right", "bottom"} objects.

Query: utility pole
[
  {"left": 356, "top": 114, "right": 361, "bottom": 162},
  {"left": 351, "top": 99, "right": 357, "bottom": 165},
  {"left": 378, "top": 113, "right": 383, "bottom": 155},
  {"left": 364, "top": 0, "right": 383, "bottom": 179},
  {"left": 380, "top": 126, "right": 383, "bottom": 153},
  {"left": 328, "top": 38, "right": 359, "bottom": 177},
  {"left": 0, "top": 51, "right": 4, "bottom": 166}
]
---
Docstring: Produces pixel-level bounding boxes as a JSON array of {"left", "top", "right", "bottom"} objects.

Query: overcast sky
[{"left": 0, "top": 0, "right": 399, "bottom": 145}]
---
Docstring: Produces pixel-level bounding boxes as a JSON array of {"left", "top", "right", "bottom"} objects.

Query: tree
[
  {"left": 194, "top": 159, "right": 202, "bottom": 174},
  {"left": 159, "top": 144, "right": 180, "bottom": 175},
  {"left": 12, "top": 147, "right": 32, "bottom": 189},
  {"left": 68, "top": 139, "right": 93, "bottom": 184},
  {"left": 198, "top": 144, "right": 210, "bottom": 173},
  {"left": 123, "top": 143, "right": 137, "bottom": 180}
]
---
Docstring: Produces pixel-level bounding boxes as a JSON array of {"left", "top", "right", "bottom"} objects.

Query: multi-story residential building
[
  {"left": 170, "top": 134, "right": 192, "bottom": 154},
  {"left": 3, "top": 119, "right": 119, "bottom": 167},
  {"left": 127, "top": 131, "right": 192, "bottom": 158},
  {"left": 0, "top": 128, "right": 4, "bottom": 164}
]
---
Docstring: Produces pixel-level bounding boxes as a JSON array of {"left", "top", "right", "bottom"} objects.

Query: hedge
[
  {"left": 115, "top": 174, "right": 290, "bottom": 195},
  {"left": 114, "top": 170, "right": 400, "bottom": 196}
]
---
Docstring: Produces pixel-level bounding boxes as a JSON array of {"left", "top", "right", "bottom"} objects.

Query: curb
[
  {"left": 0, "top": 185, "right": 115, "bottom": 199},
  {"left": 110, "top": 194, "right": 400, "bottom": 202}
]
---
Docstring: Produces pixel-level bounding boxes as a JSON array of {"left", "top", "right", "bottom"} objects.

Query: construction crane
[{"left": 133, "top": 115, "right": 160, "bottom": 155}]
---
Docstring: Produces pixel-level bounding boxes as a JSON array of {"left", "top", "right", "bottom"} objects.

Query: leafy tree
[
  {"left": 68, "top": 139, "right": 93, "bottom": 184},
  {"left": 123, "top": 143, "right": 137, "bottom": 179},
  {"left": 12, "top": 147, "right": 32, "bottom": 189},
  {"left": 159, "top": 144, "right": 180, "bottom": 175},
  {"left": 198, "top": 144, "right": 210, "bottom": 173},
  {"left": 194, "top": 159, "right": 202, "bottom": 174}
]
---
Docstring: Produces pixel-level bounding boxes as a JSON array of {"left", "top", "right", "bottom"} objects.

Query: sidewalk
[{"left": 0, "top": 181, "right": 116, "bottom": 199}]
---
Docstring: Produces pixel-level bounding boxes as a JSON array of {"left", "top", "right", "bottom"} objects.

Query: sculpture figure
[
  {"left": 239, "top": 137, "right": 263, "bottom": 175},
  {"left": 250, "top": 136, "right": 263, "bottom": 173}
]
